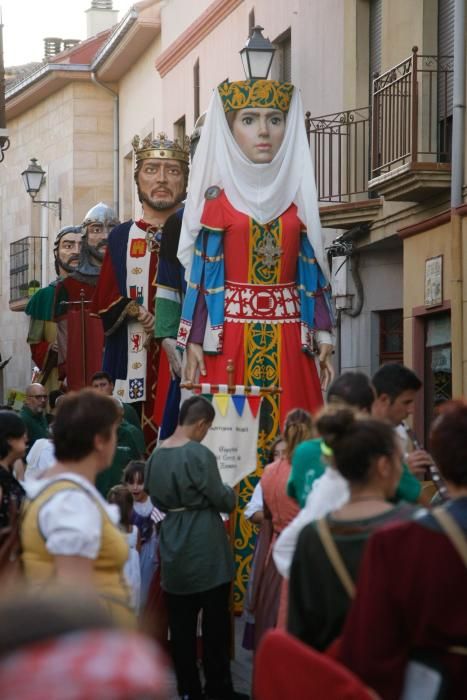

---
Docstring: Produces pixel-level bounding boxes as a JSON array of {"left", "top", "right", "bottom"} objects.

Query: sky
[{"left": 1, "top": 0, "right": 134, "bottom": 67}]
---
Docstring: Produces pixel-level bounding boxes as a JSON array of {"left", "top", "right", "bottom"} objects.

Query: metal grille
[
  {"left": 10, "top": 237, "right": 43, "bottom": 303},
  {"left": 371, "top": 48, "right": 453, "bottom": 177},
  {"left": 306, "top": 107, "right": 370, "bottom": 202}
]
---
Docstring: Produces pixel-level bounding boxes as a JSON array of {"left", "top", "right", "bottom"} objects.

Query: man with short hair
[
  {"left": 372, "top": 362, "right": 433, "bottom": 481},
  {"left": 90, "top": 370, "right": 141, "bottom": 431},
  {"left": 146, "top": 396, "right": 247, "bottom": 700},
  {"left": 19, "top": 383, "right": 49, "bottom": 453},
  {"left": 94, "top": 134, "right": 189, "bottom": 451}
]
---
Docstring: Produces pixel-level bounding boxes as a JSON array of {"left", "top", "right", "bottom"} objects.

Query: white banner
[{"left": 202, "top": 394, "right": 262, "bottom": 487}]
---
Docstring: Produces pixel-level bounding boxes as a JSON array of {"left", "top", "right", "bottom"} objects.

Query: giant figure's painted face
[
  {"left": 137, "top": 158, "right": 186, "bottom": 212},
  {"left": 230, "top": 107, "right": 286, "bottom": 164},
  {"left": 57, "top": 232, "right": 82, "bottom": 273}
]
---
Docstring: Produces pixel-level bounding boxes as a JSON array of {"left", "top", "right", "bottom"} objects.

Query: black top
[{"left": 0, "top": 466, "right": 25, "bottom": 529}]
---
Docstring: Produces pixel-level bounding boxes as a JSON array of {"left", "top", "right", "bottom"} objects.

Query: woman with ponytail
[
  {"left": 287, "top": 409, "right": 415, "bottom": 652},
  {"left": 253, "top": 409, "right": 313, "bottom": 650}
]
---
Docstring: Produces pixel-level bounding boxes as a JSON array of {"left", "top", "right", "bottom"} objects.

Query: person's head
[
  {"left": 0, "top": 411, "right": 27, "bottom": 463},
  {"left": 123, "top": 460, "right": 147, "bottom": 502},
  {"left": 132, "top": 133, "right": 189, "bottom": 217},
  {"left": 219, "top": 79, "right": 293, "bottom": 164},
  {"left": 268, "top": 436, "right": 286, "bottom": 464},
  {"left": 317, "top": 409, "right": 402, "bottom": 498},
  {"left": 81, "top": 202, "right": 119, "bottom": 263},
  {"left": 107, "top": 484, "right": 133, "bottom": 530},
  {"left": 91, "top": 371, "right": 114, "bottom": 396},
  {"left": 48, "top": 390, "right": 64, "bottom": 413},
  {"left": 327, "top": 372, "right": 375, "bottom": 414},
  {"left": 178, "top": 395, "right": 215, "bottom": 442},
  {"left": 53, "top": 225, "right": 83, "bottom": 276},
  {"left": 371, "top": 363, "right": 422, "bottom": 426},
  {"left": 53, "top": 390, "right": 119, "bottom": 468},
  {"left": 24, "top": 383, "right": 48, "bottom": 416},
  {"left": 283, "top": 408, "right": 314, "bottom": 461},
  {"left": 430, "top": 400, "right": 467, "bottom": 491}
]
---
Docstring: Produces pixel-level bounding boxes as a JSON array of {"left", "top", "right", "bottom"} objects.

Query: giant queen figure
[{"left": 177, "top": 76, "right": 334, "bottom": 605}]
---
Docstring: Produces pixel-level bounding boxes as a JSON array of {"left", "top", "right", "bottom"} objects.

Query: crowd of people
[{"left": 0, "top": 68, "right": 466, "bottom": 700}]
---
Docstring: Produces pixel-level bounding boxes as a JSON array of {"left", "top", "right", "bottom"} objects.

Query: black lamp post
[
  {"left": 240, "top": 25, "right": 276, "bottom": 80},
  {"left": 21, "top": 158, "right": 62, "bottom": 221}
]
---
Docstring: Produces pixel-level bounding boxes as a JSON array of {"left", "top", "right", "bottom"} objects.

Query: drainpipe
[
  {"left": 91, "top": 72, "right": 119, "bottom": 217},
  {"left": 450, "top": 0, "right": 465, "bottom": 395}
]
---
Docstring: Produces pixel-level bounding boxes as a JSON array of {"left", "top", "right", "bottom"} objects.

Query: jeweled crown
[
  {"left": 132, "top": 132, "right": 191, "bottom": 164},
  {"left": 218, "top": 79, "right": 294, "bottom": 113}
]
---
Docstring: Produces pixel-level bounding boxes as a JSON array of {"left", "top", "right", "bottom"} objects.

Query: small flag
[
  {"left": 232, "top": 395, "right": 246, "bottom": 416},
  {"left": 247, "top": 395, "right": 262, "bottom": 418},
  {"left": 214, "top": 393, "right": 230, "bottom": 416}
]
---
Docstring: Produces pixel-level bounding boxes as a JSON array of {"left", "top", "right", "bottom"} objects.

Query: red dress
[{"left": 201, "top": 193, "right": 323, "bottom": 428}]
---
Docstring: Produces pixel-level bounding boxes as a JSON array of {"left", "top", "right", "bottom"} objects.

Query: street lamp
[
  {"left": 21, "top": 158, "right": 62, "bottom": 221},
  {"left": 240, "top": 25, "right": 276, "bottom": 80}
]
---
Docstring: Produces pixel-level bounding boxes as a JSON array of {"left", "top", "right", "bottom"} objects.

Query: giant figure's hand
[
  {"left": 185, "top": 342, "right": 206, "bottom": 383},
  {"left": 162, "top": 338, "right": 182, "bottom": 379},
  {"left": 137, "top": 306, "right": 155, "bottom": 334},
  {"left": 318, "top": 342, "right": 334, "bottom": 391}
]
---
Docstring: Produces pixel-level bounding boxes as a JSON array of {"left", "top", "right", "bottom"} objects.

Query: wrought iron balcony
[
  {"left": 369, "top": 47, "right": 453, "bottom": 201},
  {"left": 9, "top": 236, "right": 44, "bottom": 310},
  {"left": 306, "top": 107, "right": 370, "bottom": 203},
  {"left": 307, "top": 48, "right": 453, "bottom": 223},
  {"left": 306, "top": 107, "right": 382, "bottom": 229}
]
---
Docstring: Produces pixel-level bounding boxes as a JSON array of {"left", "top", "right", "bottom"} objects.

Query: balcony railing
[
  {"left": 306, "top": 107, "right": 370, "bottom": 203},
  {"left": 371, "top": 47, "right": 453, "bottom": 178},
  {"left": 10, "top": 236, "right": 43, "bottom": 305}
]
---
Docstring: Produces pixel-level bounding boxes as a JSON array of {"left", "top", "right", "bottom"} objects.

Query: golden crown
[
  {"left": 218, "top": 79, "right": 294, "bottom": 113},
  {"left": 132, "top": 132, "right": 191, "bottom": 164}
]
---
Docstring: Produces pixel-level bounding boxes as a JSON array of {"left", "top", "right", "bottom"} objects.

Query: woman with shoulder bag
[
  {"left": 287, "top": 408, "right": 415, "bottom": 651},
  {"left": 339, "top": 400, "right": 467, "bottom": 700}
]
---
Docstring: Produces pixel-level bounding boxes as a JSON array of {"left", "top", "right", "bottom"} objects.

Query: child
[
  {"left": 122, "top": 461, "right": 160, "bottom": 609},
  {"left": 107, "top": 484, "right": 141, "bottom": 613}
]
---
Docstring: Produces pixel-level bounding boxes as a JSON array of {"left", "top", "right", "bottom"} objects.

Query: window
[
  {"left": 10, "top": 237, "right": 43, "bottom": 306},
  {"left": 174, "top": 115, "right": 186, "bottom": 143},
  {"left": 193, "top": 59, "right": 200, "bottom": 123},
  {"left": 378, "top": 309, "right": 403, "bottom": 365},
  {"left": 424, "top": 313, "right": 452, "bottom": 442}
]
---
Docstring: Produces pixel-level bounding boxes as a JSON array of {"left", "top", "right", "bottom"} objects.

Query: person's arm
[
  {"left": 273, "top": 504, "right": 315, "bottom": 579},
  {"left": 193, "top": 447, "right": 236, "bottom": 514},
  {"left": 244, "top": 481, "right": 264, "bottom": 523},
  {"left": 38, "top": 489, "right": 103, "bottom": 577}
]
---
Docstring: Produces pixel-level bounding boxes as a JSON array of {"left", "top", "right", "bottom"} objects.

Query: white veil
[{"left": 178, "top": 85, "right": 329, "bottom": 282}]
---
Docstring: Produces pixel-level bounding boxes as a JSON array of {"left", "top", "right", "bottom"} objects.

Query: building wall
[
  {"left": 339, "top": 245, "right": 403, "bottom": 377},
  {"left": 117, "top": 35, "right": 163, "bottom": 221},
  {"left": 0, "top": 81, "right": 114, "bottom": 398},
  {"left": 158, "top": 0, "right": 346, "bottom": 135},
  {"left": 403, "top": 221, "right": 452, "bottom": 365}
]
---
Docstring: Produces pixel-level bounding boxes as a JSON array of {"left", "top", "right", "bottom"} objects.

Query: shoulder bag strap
[
  {"left": 432, "top": 506, "right": 467, "bottom": 568},
  {"left": 316, "top": 518, "right": 356, "bottom": 599}
]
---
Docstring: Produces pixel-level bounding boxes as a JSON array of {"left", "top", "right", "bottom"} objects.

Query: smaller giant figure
[
  {"left": 54, "top": 203, "right": 119, "bottom": 390},
  {"left": 94, "top": 134, "right": 189, "bottom": 450},
  {"left": 25, "top": 225, "right": 82, "bottom": 391}
]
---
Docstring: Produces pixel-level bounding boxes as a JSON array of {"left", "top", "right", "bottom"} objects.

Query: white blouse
[{"left": 25, "top": 472, "right": 121, "bottom": 559}]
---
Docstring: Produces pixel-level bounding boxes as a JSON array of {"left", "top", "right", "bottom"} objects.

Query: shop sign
[{"left": 425, "top": 255, "right": 443, "bottom": 308}]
